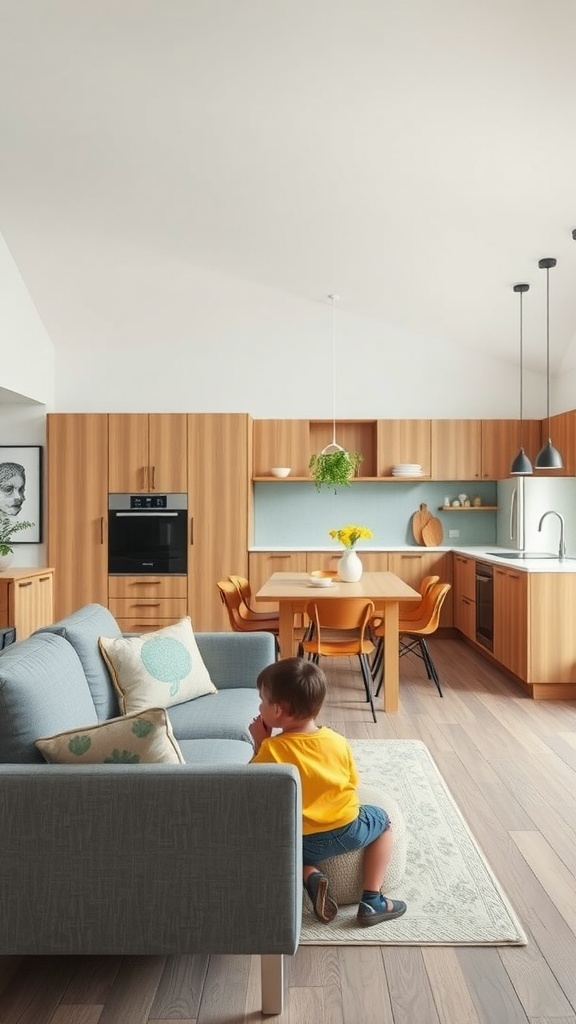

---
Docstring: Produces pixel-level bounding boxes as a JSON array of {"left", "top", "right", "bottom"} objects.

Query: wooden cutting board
[
  {"left": 422, "top": 515, "right": 444, "bottom": 546},
  {"left": 411, "top": 503, "right": 433, "bottom": 545}
]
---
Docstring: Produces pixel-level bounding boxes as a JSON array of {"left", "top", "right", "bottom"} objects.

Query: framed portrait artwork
[{"left": 0, "top": 446, "right": 43, "bottom": 543}]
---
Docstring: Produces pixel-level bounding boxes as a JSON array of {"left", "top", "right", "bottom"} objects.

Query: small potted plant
[
  {"left": 308, "top": 449, "right": 363, "bottom": 492},
  {"left": 0, "top": 515, "right": 35, "bottom": 571}
]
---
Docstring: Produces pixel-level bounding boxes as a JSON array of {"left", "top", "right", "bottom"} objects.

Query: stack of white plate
[{"left": 391, "top": 463, "right": 424, "bottom": 477}]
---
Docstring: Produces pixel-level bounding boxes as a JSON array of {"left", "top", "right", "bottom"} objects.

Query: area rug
[{"left": 299, "top": 739, "right": 527, "bottom": 946}]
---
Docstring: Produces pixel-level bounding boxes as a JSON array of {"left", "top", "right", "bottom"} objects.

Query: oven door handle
[{"left": 113, "top": 512, "right": 179, "bottom": 517}]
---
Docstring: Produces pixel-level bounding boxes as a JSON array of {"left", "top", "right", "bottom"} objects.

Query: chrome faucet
[{"left": 538, "top": 510, "right": 566, "bottom": 560}]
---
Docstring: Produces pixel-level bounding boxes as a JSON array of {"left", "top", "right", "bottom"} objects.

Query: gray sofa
[{"left": 0, "top": 604, "right": 301, "bottom": 1014}]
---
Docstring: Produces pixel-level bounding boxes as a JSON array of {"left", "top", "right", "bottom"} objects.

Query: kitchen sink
[{"left": 486, "top": 551, "right": 576, "bottom": 560}]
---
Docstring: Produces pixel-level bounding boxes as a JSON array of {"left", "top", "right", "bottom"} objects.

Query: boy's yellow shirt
[{"left": 251, "top": 726, "right": 359, "bottom": 834}]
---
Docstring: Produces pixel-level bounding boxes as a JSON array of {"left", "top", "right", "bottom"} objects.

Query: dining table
[{"left": 254, "top": 570, "right": 420, "bottom": 713}]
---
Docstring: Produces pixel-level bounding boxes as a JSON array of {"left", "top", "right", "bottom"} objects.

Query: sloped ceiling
[{"left": 1, "top": 0, "right": 576, "bottom": 375}]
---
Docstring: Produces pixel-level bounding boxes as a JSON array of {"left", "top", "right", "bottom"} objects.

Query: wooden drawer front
[
  {"left": 114, "top": 617, "right": 180, "bottom": 634},
  {"left": 108, "top": 598, "right": 188, "bottom": 620},
  {"left": 109, "top": 576, "right": 187, "bottom": 599}
]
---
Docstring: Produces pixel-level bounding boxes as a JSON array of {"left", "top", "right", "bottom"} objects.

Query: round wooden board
[
  {"left": 422, "top": 516, "right": 444, "bottom": 546},
  {"left": 411, "top": 503, "right": 432, "bottom": 544}
]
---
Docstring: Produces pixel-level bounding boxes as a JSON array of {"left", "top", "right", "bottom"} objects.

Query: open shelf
[{"left": 438, "top": 505, "right": 498, "bottom": 511}]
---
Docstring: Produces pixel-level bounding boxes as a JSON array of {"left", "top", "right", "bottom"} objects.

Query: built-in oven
[
  {"left": 108, "top": 493, "right": 187, "bottom": 575},
  {"left": 475, "top": 561, "right": 493, "bottom": 651}
]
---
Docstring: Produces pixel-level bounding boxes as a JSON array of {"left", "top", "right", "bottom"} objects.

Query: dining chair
[
  {"left": 370, "top": 574, "right": 440, "bottom": 680},
  {"left": 216, "top": 580, "right": 281, "bottom": 654},
  {"left": 228, "top": 574, "right": 280, "bottom": 626},
  {"left": 301, "top": 598, "right": 377, "bottom": 722},
  {"left": 373, "top": 582, "right": 451, "bottom": 698}
]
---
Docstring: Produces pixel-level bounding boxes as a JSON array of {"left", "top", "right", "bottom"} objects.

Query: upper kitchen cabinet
[
  {"left": 188, "top": 414, "right": 250, "bottom": 631},
  {"left": 431, "top": 420, "right": 482, "bottom": 480},
  {"left": 377, "top": 420, "right": 431, "bottom": 477},
  {"left": 481, "top": 419, "right": 542, "bottom": 480},
  {"left": 108, "top": 414, "right": 188, "bottom": 492},
  {"left": 253, "top": 419, "right": 310, "bottom": 478},
  {"left": 541, "top": 411, "right": 575, "bottom": 476},
  {"left": 47, "top": 413, "right": 109, "bottom": 619}
]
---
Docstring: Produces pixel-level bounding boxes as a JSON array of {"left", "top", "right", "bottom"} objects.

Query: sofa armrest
[
  {"left": 0, "top": 762, "right": 301, "bottom": 957},
  {"left": 195, "top": 631, "right": 275, "bottom": 689}
]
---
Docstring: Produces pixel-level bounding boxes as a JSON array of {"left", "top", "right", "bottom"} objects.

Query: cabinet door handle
[
  {"left": 143, "top": 466, "right": 149, "bottom": 490},
  {"left": 150, "top": 466, "right": 156, "bottom": 490},
  {"left": 132, "top": 602, "right": 161, "bottom": 608},
  {"left": 129, "top": 580, "right": 162, "bottom": 586},
  {"left": 190, "top": 517, "right": 194, "bottom": 545},
  {"left": 17, "top": 581, "right": 32, "bottom": 588},
  {"left": 270, "top": 554, "right": 291, "bottom": 560},
  {"left": 100, "top": 516, "right": 104, "bottom": 545},
  {"left": 39, "top": 576, "right": 51, "bottom": 583}
]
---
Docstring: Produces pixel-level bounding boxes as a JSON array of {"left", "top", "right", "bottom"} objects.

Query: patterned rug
[{"left": 299, "top": 739, "right": 527, "bottom": 945}]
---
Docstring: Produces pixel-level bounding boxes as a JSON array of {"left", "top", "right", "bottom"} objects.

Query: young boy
[{"left": 249, "top": 657, "right": 407, "bottom": 927}]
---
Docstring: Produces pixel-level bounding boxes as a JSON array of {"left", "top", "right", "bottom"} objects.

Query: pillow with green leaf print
[
  {"left": 99, "top": 616, "right": 217, "bottom": 714},
  {"left": 35, "top": 707, "right": 185, "bottom": 764}
]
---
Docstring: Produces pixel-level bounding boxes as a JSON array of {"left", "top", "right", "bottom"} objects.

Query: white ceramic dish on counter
[{"left": 270, "top": 467, "right": 291, "bottom": 477}]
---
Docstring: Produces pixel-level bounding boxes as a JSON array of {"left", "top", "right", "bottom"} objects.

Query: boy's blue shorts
[{"left": 302, "top": 804, "right": 390, "bottom": 866}]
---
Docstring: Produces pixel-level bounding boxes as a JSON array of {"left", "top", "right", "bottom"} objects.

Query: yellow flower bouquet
[{"left": 329, "top": 524, "right": 373, "bottom": 549}]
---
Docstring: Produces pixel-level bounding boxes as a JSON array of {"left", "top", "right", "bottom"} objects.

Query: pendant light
[
  {"left": 510, "top": 283, "right": 533, "bottom": 475},
  {"left": 322, "top": 294, "right": 345, "bottom": 455},
  {"left": 535, "top": 257, "right": 563, "bottom": 469}
]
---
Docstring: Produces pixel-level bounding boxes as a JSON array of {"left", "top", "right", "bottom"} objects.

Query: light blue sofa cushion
[
  {"left": 36, "top": 603, "right": 122, "bottom": 721},
  {"left": 178, "top": 738, "right": 254, "bottom": 765},
  {"left": 0, "top": 633, "right": 98, "bottom": 763},
  {"left": 168, "top": 688, "right": 260, "bottom": 743},
  {"left": 195, "top": 632, "right": 275, "bottom": 689}
]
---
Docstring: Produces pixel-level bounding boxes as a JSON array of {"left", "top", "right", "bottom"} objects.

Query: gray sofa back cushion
[
  {"left": 0, "top": 633, "right": 98, "bottom": 763},
  {"left": 36, "top": 603, "right": 122, "bottom": 721}
]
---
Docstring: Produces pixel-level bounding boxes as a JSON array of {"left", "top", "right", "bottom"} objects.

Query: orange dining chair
[
  {"left": 370, "top": 574, "right": 440, "bottom": 680},
  {"left": 228, "top": 574, "right": 280, "bottom": 626},
  {"left": 301, "top": 598, "right": 377, "bottom": 722},
  {"left": 217, "top": 580, "right": 281, "bottom": 654},
  {"left": 373, "top": 582, "right": 451, "bottom": 698}
]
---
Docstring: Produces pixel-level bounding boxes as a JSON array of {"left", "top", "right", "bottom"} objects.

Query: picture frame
[{"left": 0, "top": 446, "right": 43, "bottom": 543}]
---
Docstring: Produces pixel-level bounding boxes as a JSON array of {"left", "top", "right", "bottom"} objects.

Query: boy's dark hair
[{"left": 257, "top": 657, "right": 326, "bottom": 719}]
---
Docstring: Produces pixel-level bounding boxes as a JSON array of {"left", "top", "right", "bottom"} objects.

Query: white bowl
[
  {"left": 308, "top": 576, "right": 334, "bottom": 588},
  {"left": 270, "top": 467, "right": 291, "bottom": 478}
]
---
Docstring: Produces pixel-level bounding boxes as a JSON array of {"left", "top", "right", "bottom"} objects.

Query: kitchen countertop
[{"left": 249, "top": 545, "right": 576, "bottom": 572}]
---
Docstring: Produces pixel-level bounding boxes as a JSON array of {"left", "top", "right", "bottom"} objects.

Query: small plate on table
[{"left": 308, "top": 576, "right": 335, "bottom": 588}]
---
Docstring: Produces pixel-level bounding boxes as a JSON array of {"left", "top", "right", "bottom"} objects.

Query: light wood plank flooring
[{"left": 1, "top": 637, "right": 576, "bottom": 1024}]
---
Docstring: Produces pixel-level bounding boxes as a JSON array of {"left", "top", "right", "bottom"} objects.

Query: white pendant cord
[{"left": 321, "top": 293, "right": 345, "bottom": 454}]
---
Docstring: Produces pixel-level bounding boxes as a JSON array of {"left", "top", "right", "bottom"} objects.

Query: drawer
[
  {"left": 108, "top": 598, "right": 188, "bottom": 620},
  {"left": 108, "top": 576, "right": 187, "bottom": 599},
  {"left": 114, "top": 617, "right": 182, "bottom": 634}
]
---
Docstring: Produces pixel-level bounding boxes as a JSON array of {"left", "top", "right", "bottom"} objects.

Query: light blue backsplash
[{"left": 253, "top": 481, "right": 498, "bottom": 547}]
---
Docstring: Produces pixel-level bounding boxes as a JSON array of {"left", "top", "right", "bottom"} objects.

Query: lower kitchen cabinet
[
  {"left": 388, "top": 551, "right": 453, "bottom": 626},
  {"left": 0, "top": 568, "right": 54, "bottom": 640},
  {"left": 493, "top": 565, "right": 527, "bottom": 679},
  {"left": 453, "top": 554, "right": 476, "bottom": 641},
  {"left": 108, "top": 575, "right": 187, "bottom": 632},
  {"left": 249, "top": 552, "right": 308, "bottom": 614}
]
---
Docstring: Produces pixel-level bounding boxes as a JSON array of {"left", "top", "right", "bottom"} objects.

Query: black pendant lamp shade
[
  {"left": 510, "top": 283, "right": 533, "bottom": 475},
  {"left": 535, "top": 258, "right": 563, "bottom": 469}
]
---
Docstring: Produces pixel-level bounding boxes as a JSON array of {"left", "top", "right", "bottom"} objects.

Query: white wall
[{"left": 0, "top": 233, "right": 54, "bottom": 407}]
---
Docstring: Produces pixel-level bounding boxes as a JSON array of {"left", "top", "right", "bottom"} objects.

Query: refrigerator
[{"left": 497, "top": 477, "right": 576, "bottom": 554}]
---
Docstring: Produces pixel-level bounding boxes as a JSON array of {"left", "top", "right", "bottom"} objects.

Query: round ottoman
[{"left": 316, "top": 784, "right": 407, "bottom": 905}]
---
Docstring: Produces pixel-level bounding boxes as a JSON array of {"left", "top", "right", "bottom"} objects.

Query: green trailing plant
[
  {"left": 308, "top": 450, "right": 363, "bottom": 492},
  {"left": 0, "top": 515, "right": 35, "bottom": 556}
]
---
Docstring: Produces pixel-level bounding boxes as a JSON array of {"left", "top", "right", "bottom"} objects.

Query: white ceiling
[{"left": 1, "top": 0, "right": 576, "bottom": 374}]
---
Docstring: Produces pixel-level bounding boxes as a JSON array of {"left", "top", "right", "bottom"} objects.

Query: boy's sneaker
[
  {"left": 304, "top": 871, "right": 338, "bottom": 923},
  {"left": 357, "top": 892, "right": 407, "bottom": 927}
]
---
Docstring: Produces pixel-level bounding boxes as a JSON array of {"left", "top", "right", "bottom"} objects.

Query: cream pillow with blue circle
[{"left": 99, "top": 616, "right": 217, "bottom": 714}]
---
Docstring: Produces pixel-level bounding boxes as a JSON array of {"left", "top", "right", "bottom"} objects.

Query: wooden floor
[{"left": 2, "top": 637, "right": 576, "bottom": 1023}]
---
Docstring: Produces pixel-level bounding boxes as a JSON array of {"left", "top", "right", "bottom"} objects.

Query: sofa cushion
[
  {"left": 178, "top": 737, "right": 254, "bottom": 765},
  {"left": 168, "top": 688, "right": 260, "bottom": 744},
  {"left": 0, "top": 632, "right": 98, "bottom": 763},
  {"left": 36, "top": 707, "right": 184, "bottom": 765},
  {"left": 99, "top": 617, "right": 217, "bottom": 715},
  {"left": 36, "top": 603, "right": 123, "bottom": 721}
]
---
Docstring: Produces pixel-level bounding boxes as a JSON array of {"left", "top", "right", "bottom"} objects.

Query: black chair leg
[
  {"left": 419, "top": 638, "right": 443, "bottom": 697},
  {"left": 359, "top": 654, "right": 377, "bottom": 722}
]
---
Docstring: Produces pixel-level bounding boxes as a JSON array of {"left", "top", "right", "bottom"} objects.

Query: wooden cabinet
[
  {"left": 0, "top": 568, "right": 54, "bottom": 640},
  {"left": 252, "top": 420, "right": 310, "bottom": 478},
  {"left": 543, "top": 411, "right": 575, "bottom": 476},
  {"left": 481, "top": 419, "right": 542, "bottom": 480},
  {"left": 47, "top": 413, "right": 109, "bottom": 620},
  {"left": 188, "top": 414, "right": 250, "bottom": 631},
  {"left": 452, "top": 553, "right": 476, "bottom": 640},
  {"left": 108, "top": 575, "right": 187, "bottom": 632},
  {"left": 493, "top": 565, "right": 527, "bottom": 679},
  {"left": 249, "top": 552, "right": 308, "bottom": 614},
  {"left": 388, "top": 551, "right": 453, "bottom": 626},
  {"left": 377, "top": 420, "right": 431, "bottom": 477},
  {"left": 431, "top": 420, "right": 482, "bottom": 480},
  {"left": 108, "top": 414, "right": 188, "bottom": 492}
]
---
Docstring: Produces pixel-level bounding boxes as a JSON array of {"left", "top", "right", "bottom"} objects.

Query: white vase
[
  {"left": 338, "top": 548, "right": 363, "bottom": 582},
  {"left": 0, "top": 552, "right": 13, "bottom": 572}
]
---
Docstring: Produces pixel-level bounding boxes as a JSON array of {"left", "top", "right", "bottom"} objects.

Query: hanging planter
[
  {"left": 309, "top": 449, "right": 363, "bottom": 492},
  {"left": 309, "top": 294, "right": 363, "bottom": 492}
]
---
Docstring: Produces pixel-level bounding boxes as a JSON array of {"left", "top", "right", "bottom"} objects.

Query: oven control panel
[{"left": 130, "top": 494, "right": 167, "bottom": 509}]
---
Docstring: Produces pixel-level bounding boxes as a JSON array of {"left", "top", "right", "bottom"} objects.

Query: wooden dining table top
[{"left": 255, "top": 570, "right": 421, "bottom": 603}]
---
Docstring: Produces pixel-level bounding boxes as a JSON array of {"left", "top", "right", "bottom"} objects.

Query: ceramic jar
[{"left": 338, "top": 549, "right": 363, "bottom": 582}]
